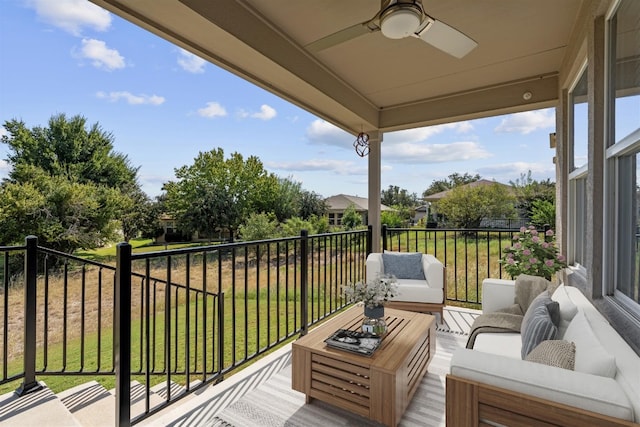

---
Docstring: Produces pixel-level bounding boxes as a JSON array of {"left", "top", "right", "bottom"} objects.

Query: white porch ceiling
[{"left": 90, "top": 0, "right": 585, "bottom": 135}]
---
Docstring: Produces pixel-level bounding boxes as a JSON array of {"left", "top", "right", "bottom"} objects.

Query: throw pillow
[
  {"left": 514, "top": 274, "right": 552, "bottom": 313},
  {"left": 521, "top": 304, "right": 558, "bottom": 359},
  {"left": 563, "top": 311, "right": 617, "bottom": 378},
  {"left": 381, "top": 252, "right": 424, "bottom": 280},
  {"left": 551, "top": 284, "right": 578, "bottom": 337},
  {"left": 527, "top": 290, "right": 561, "bottom": 327},
  {"left": 551, "top": 285, "right": 578, "bottom": 318},
  {"left": 525, "top": 340, "right": 576, "bottom": 370}
]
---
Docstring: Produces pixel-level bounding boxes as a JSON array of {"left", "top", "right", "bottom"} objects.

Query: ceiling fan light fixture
[{"left": 380, "top": 4, "right": 422, "bottom": 39}]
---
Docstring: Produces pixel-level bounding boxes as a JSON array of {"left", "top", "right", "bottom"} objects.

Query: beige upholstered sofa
[
  {"left": 446, "top": 277, "right": 640, "bottom": 426},
  {"left": 366, "top": 252, "right": 446, "bottom": 322}
]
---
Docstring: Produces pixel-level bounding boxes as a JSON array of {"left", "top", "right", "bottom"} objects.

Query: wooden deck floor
[{"left": 145, "top": 306, "right": 480, "bottom": 427}]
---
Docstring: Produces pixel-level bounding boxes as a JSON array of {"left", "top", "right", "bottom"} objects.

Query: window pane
[
  {"left": 609, "top": 0, "right": 640, "bottom": 308},
  {"left": 572, "top": 70, "right": 588, "bottom": 169},
  {"left": 571, "top": 177, "right": 587, "bottom": 266},
  {"left": 611, "top": 0, "right": 640, "bottom": 144},
  {"left": 616, "top": 153, "right": 639, "bottom": 304}
]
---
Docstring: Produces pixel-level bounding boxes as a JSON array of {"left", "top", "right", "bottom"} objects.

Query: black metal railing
[
  {"left": 1, "top": 228, "right": 370, "bottom": 426},
  {"left": 1, "top": 223, "right": 528, "bottom": 426},
  {"left": 382, "top": 225, "right": 522, "bottom": 307}
]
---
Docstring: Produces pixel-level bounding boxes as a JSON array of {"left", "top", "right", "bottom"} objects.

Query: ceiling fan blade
[
  {"left": 306, "top": 21, "right": 378, "bottom": 53},
  {"left": 416, "top": 19, "right": 477, "bottom": 58}
]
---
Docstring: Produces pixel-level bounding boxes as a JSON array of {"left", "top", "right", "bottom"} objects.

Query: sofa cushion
[
  {"left": 391, "top": 280, "right": 443, "bottom": 303},
  {"left": 525, "top": 340, "right": 576, "bottom": 370},
  {"left": 521, "top": 293, "right": 558, "bottom": 358},
  {"left": 472, "top": 332, "right": 522, "bottom": 359},
  {"left": 382, "top": 252, "right": 424, "bottom": 280},
  {"left": 563, "top": 311, "right": 617, "bottom": 378},
  {"left": 450, "top": 348, "right": 635, "bottom": 421}
]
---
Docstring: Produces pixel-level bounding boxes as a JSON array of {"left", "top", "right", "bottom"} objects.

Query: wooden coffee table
[{"left": 291, "top": 305, "right": 436, "bottom": 427}]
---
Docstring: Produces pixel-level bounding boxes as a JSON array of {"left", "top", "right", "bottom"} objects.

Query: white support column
[{"left": 368, "top": 131, "right": 383, "bottom": 253}]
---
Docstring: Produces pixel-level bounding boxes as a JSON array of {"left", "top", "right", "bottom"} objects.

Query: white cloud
[
  {"left": 237, "top": 105, "right": 277, "bottom": 120},
  {"left": 251, "top": 104, "right": 277, "bottom": 120},
  {"left": 76, "top": 38, "right": 125, "bottom": 70},
  {"left": 177, "top": 49, "right": 206, "bottom": 74},
  {"left": 477, "top": 161, "right": 555, "bottom": 182},
  {"left": 0, "top": 126, "right": 7, "bottom": 138},
  {"left": 306, "top": 119, "right": 352, "bottom": 148},
  {"left": 97, "top": 91, "right": 165, "bottom": 105},
  {"left": 198, "top": 102, "right": 227, "bottom": 118},
  {"left": 383, "top": 141, "right": 491, "bottom": 164},
  {"left": 267, "top": 159, "right": 368, "bottom": 176},
  {"left": 385, "top": 121, "right": 474, "bottom": 144},
  {"left": 495, "top": 109, "right": 555, "bottom": 135},
  {"left": 28, "top": 0, "right": 111, "bottom": 36},
  {"left": 0, "top": 159, "right": 10, "bottom": 179}
]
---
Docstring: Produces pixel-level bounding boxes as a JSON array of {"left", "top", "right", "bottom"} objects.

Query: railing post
[
  {"left": 381, "top": 224, "right": 388, "bottom": 252},
  {"left": 367, "top": 225, "right": 373, "bottom": 256},
  {"left": 115, "top": 243, "right": 131, "bottom": 427},
  {"left": 16, "top": 236, "right": 43, "bottom": 396},
  {"left": 217, "top": 292, "right": 224, "bottom": 374},
  {"left": 300, "top": 229, "right": 308, "bottom": 336}
]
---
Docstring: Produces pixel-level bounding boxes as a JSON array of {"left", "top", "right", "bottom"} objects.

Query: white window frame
[
  {"left": 567, "top": 61, "right": 589, "bottom": 270},
  {"left": 603, "top": 0, "right": 640, "bottom": 317}
]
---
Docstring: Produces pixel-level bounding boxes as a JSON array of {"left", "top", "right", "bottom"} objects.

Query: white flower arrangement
[{"left": 343, "top": 274, "right": 398, "bottom": 308}]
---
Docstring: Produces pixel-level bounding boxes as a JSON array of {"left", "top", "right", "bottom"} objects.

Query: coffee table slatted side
[
  {"left": 407, "top": 329, "right": 434, "bottom": 396},
  {"left": 292, "top": 306, "right": 436, "bottom": 427},
  {"left": 309, "top": 352, "right": 371, "bottom": 413}
]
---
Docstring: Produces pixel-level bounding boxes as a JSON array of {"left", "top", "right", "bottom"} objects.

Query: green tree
[
  {"left": 0, "top": 114, "right": 139, "bottom": 252},
  {"left": 381, "top": 185, "right": 418, "bottom": 207},
  {"left": 530, "top": 199, "right": 556, "bottom": 229},
  {"left": 280, "top": 216, "right": 319, "bottom": 237},
  {"left": 3, "top": 114, "right": 137, "bottom": 189},
  {"left": 509, "top": 171, "right": 555, "bottom": 218},
  {"left": 298, "top": 190, "right": 328, "bottom": 220},
  {"left": 381, "top": 210, "right": 404, "bottom": 228},
  {"left": 309, "top": 214, "right": 330, "bottom": 234},
  {"left": 436, "top": 182, "right": 516, "bottom": 229},
  {"left": 163, "top": 148, "right": 279, "bottom": 241},
  {"left": 238, "top": 212, "right": 280, "bottom": 241},
  {"left": 272, "top": 176, "right": 302, "bottom": 222},
  {"left": 422, "top": 172, "right": 480, "bottom": 197},
  {"left": 0, "top": 171, "right": 123, "bottom": 252},
  {"left": 341, "top": 204, "right": 363, "bottom": 230},
  {"left": 120, "top": 186, "right": 157, "bottom": 241}
]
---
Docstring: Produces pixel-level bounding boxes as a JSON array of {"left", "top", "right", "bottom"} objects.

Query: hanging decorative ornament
[{"left": 353, "top": 132, "right": 370, "bottom": 157}]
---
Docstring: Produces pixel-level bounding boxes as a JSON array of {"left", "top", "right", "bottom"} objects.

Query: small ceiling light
[
  {"left": 523, "top": 91, "right": 532, "bottom": 101},
  {"left": 380, "top": 3, "right": 422, "bottom": 39}
]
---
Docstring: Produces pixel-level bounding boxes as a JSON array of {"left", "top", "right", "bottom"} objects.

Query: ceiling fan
[{"left": 305, "top": 0, "right": 477, "bottom": 59}]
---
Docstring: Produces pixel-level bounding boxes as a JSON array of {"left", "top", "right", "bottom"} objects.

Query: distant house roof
[
  {"left": 325, "top": 194, "right": 393, "bottom": 212},
  {"left": 423, "top": 179, "right": 513, "bottom": 202}
]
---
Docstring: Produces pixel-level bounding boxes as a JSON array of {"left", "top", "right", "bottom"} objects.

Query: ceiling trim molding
[{"left": 379, "top": 74, "right": 559, "bottom": 131}]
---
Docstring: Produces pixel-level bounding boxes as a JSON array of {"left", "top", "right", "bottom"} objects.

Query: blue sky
[{"left": 1, "top": 0, "right": 565, "bottom": 200}]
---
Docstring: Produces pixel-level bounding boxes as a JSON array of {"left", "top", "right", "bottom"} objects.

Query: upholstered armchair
[{"left": 366, "top": 252, "right": 446, "bottom": 323}]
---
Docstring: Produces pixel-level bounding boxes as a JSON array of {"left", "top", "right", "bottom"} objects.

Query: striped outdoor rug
[{"left": 206, "top": 320, "right": 472, "bottom": 427}]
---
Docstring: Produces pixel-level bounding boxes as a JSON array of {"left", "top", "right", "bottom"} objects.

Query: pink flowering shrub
[{"left": 500, "top": 225, "right": 566, "bottom": 279}]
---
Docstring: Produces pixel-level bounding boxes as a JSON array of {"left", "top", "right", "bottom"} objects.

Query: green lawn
[
  {"left": 75, "top": 239, "right": 209, "bottom": 262},
  {"left": 0, "top": 288, "right": 315, "bottom": 395}
]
